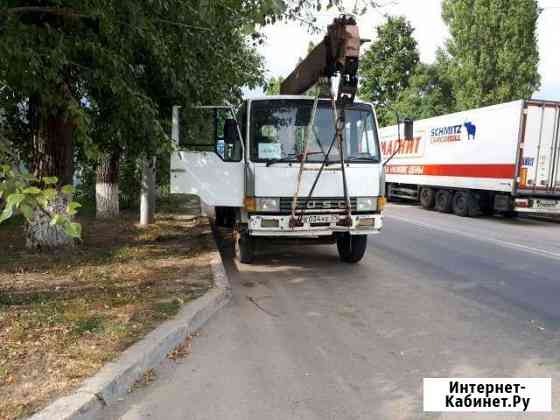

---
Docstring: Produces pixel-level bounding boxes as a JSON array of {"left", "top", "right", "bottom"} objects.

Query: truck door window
[{"left": 179, "top": 107, "right": 242, "bottom": 162}]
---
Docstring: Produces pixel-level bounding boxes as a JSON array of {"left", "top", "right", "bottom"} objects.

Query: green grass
[
  {"left": 73, "top": 316, "right": 105, "bottom": 336},
  {"left": 153, "top": 299, "right": 182, "bottom": 318}
]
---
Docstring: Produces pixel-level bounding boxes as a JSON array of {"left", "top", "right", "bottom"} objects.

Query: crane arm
[{"left": 280, "top": 15, "right": 364, "bottom": 104}]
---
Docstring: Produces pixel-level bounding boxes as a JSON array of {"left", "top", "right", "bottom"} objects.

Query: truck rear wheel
[
  {"left": 419, "top": 187, "right": 435, "bottom": 209},
  {"left": 435, "top": 190, "right": 453, "bottom": 213},
  {"left": 336, "top": 233, "right": 368, "bottom": 263},
  {"left": 235, "top": 230, "right": 255, "bottom": 264},
  {"left": 452, "top": 191, "right": 470, "bottom": 217}
]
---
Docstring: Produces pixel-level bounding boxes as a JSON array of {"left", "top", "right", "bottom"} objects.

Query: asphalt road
[{"left": 106, "top": 204, "right": 560, "bottom": 420}]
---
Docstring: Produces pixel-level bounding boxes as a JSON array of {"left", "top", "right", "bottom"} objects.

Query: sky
[{"left": 247, "top": 0, "right": 560, "bottom": 100}]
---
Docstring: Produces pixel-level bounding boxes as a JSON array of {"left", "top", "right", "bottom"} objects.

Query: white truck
[
  {"left": 170, "top": 96, "right": 389, "bottom": 263},
  {"left": 379, "top": 99, "right": 560, "bottom": 217},
  {"left": 170, "top": 16, "right": 409, "bottom": 264}
]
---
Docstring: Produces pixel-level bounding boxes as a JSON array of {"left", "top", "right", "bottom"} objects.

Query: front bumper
[{"left": 248, "top": 213, "right": 383, "bottom": 237}]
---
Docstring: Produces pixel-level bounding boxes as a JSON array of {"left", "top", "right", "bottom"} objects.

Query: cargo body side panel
[{"left": 380, "top": 100, "right": 524, "bottom": 193}]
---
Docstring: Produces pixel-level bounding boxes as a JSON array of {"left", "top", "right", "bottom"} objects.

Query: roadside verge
[{"left": 29, "top": 247, "right": 231, "bottom": 420}]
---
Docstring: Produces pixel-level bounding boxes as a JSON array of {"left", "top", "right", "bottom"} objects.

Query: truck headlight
[
  {"left": 256, "top": 197, "right": 280, "bottom": 212},
  {"left": 357, "top": 197, "right": 377, "bottom": 212}
]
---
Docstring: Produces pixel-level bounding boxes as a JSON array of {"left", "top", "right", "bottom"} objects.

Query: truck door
[
  {"left": 520, "top": 101, "right": 560, "bottom": 195},
  {"left": 171, "top": 106, "right": 245, "bottom": 207}
]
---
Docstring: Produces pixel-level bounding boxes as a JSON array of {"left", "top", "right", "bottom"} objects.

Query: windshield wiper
[
  {"left": 265, "top": 159, "right": 284, "bottom": 167},
  {"left": 265, "top": 152, "right": 325, "bottom": 166},
  {"left": 346, "top": 156, "right": 376, "bottom": 162}
]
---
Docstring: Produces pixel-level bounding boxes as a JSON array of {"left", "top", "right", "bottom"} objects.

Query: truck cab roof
[{"left": 244, "top": 95, "right": 372, "bottom": 106}]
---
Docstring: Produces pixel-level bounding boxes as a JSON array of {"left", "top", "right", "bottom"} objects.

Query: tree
[
  {"left": 266, "top": 77, "right": 284, "bottom": 95},
  {"left": 441, "top": 0, "right": 541, "bottom": 110},
  {"left": 393, "top": 58, "right": 456, "bottom": 121},
  {"left": 0, "top": 1, "right": 265, "bottom": 237},
  {"left": 95, "top": 148, "right": 120, "bottom": 219},
  {"left": 360, "top": 16, "right": 419, "bottom": 126}
]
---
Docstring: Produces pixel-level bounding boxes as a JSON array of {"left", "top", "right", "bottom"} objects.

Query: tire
[
  {"left": 215, "top": 207, "right": 235, "bottom": 228},
  {"left": 501, "top": 210, "right": 517, "bottom": 219},
  {"left": 434, "top": 190, "right": 453, "bottom": 213},
  {"left": 386, "top": 183, "right": 394, "bottom": 202},
  {"left": 336, "top": 233, "right": 368, "bottom": 263},
  {"left": 419, "top": 187, "right": 435, "bottom": 210},
  {"left": 479, "top": 193, "right": 495, "bottom": 216},
  {"left": 452, "top": 191, "right": 470, "bottom": 217},
  {"left": 215, "top": 207, "right": 226, "bottom": 227},
  {"left": 234, "top": 230, "right": 255, "bottom": 264}
]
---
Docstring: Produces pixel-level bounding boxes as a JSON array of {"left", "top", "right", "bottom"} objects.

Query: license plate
[
  {"left": 535, "top": 200, "right": 560, "bottom": 209},
  {"left": 302, "top": 215, "right": 338, "bottom": 224}
]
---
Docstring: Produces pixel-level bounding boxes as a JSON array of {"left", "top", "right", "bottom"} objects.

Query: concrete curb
[{"left": 29, "top": 244, "right": 231, "bottom": 420}]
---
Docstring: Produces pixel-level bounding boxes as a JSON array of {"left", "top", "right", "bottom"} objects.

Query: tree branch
[{"left": 0, "top": 7, "right": 92, "bottom": 19}]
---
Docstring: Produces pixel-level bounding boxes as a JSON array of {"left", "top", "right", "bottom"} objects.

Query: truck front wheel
[
  {"left": 235, "top": 230, "right": 255, "bottom": 264},
  {"left": 336, "top": 233, "right": 368, "bottom": 263}
]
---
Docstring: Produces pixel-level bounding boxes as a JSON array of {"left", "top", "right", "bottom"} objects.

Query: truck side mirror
[
  {"left": 223, "top": 118, "right": 240, "bottom": 145},
  {"left": 403, "top": 118, "right": 414, "bottom": 141}
]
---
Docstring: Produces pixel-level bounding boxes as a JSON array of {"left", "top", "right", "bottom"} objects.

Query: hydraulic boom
[{"left": 280, "top": 15, "right": 364, "bottom": 104}]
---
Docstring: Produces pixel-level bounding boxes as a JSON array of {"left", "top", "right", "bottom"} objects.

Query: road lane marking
[{"left": 385, "top": 214, "right": 560, "bottom": 262}]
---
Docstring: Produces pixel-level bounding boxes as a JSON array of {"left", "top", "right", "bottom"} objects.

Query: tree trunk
[
  {"left": 26, "top": 94, "right": 76, "bottom": 249},
  {"left": 25, "top": 192, "right": 75, "bottom": 249},
  {"left": 96, "top": 150, "right": 120, "bottom": 219},
  {"left": 140, "top": 156, "right": 156, "bottom": 225},
  {"left": 29, "top": 95, "right": 74, "bottom": 186}
]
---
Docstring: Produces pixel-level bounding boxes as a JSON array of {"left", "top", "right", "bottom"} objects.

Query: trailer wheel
[
  {"left": 386, "top": 183, "right": 394, "bottom": 202},
  {"left": 336, "top": 233, "right": 368, "bottom": 263},
  {"left": 435, "top": 190, "right": 453, "bottom": 213},
  {"left": 452, "top": 191, "right": 470, "bottom": 217},
  {"left": 479, "top": 192, "right": 494, "bottom": 216},
  {"left": 419, "top": 188, "right": 435, "bottom": 209},
  {"left": 234, "top": 230, "right": 255, "bottom": 264}
]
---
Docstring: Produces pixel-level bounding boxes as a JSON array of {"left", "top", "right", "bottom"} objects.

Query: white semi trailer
[{"left": 379, "top": 100, "right": 560, "bottom": 217}]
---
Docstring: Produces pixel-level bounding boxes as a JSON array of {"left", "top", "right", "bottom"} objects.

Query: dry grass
[{"left": 0, "top": 201, "right": 214, "bottom": 419}]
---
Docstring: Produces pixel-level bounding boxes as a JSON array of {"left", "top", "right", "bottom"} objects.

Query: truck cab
[{"left": 171, "top": 96, "right": 385, "bottom": 263}]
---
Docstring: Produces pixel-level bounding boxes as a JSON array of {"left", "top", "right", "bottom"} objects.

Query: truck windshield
[{"left": 250, "top": 99, "right": 380, "bottom": 163}]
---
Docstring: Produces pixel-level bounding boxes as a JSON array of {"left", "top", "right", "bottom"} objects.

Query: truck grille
[{"left": 279, "top": 197, "right": 357, "bottom": 213}]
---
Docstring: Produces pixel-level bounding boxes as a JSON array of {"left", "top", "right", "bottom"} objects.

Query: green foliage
[
  {"left": 1, "top": 1, "right": 383, "bottom": 223},
  {"left": 441, "top": 0, "right": 541, "bottom": 110},
  {"left": 266, "top": 76, "right": 285, "bottom": 96},
  {"left": 119, "top": 155, "right": 142, "bottom": 209},
  {"left": 360, "top": 16, "right": 420, "bottom": 126},
  {"left": 393, "top": 59, "right": 456, "bottom": 121},
  {"left": 0, "top": 0, "right": 269, "bottom": 210},
  {"left": 0, "top": 139, "right": 81, "bottom": 238}
]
